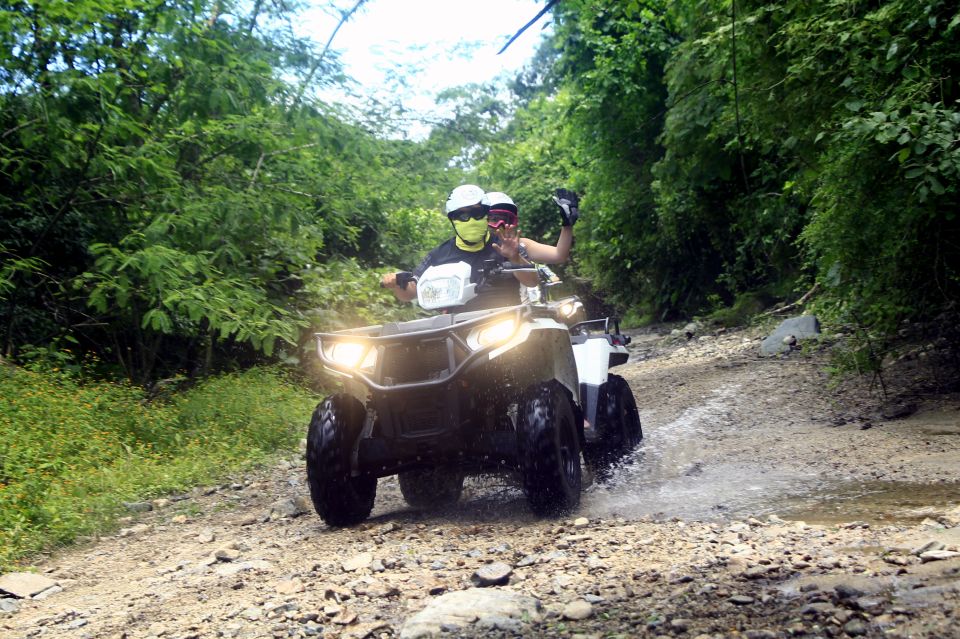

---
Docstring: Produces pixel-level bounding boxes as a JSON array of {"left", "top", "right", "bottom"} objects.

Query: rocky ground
[{"left": 2, "top": 323, "right": 959, "bottom": 639}]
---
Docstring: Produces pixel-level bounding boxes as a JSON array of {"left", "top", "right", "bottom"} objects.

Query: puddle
[
  {"left": 777, "top": 481, "right": 960, "bottom": 526},
  {"left": 581, "top": 385, "right": 824, "bottom": 521},
  {"left": 580, "top": 385, "right": 960, "bottom": 524}
]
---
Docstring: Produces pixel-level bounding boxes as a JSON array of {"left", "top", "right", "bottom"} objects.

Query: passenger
[
  {"left": 380, "top": 184, "right": 539, "bottom": 311},
  {"left": 482, "top": 189, "right": 579, "bottom": 266}
]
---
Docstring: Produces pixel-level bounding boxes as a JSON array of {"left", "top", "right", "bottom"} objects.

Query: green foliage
[
  {"left": 376, "top": 207, "right": 451, "bottom": 270},
  {"left": 705, "top": 290, "right": 773, "bottom": 328},
  {"left": 0, "top": 363, "right": 318, "bottom": 569},
  {"left": 485, "top": 0, "right": 958, "bottom": 349},
  {"left": 302, "top": 257, "right": 425, "bottom": 332},
  {"left": 3, "top": 0, "right": 957, "bottom": 387},
  {"left": 556, "top": 2, "right": 679, "bottom": 308},
  {"left": 0, "top": 0, "right": 461, "bottom": 383},
  {"left": 777, "top": 0, "right": 960, "bottom": 338}
]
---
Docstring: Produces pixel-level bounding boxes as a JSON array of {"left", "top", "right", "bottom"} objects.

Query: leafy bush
[
  {"left": 0, "top": 365, "right": 318, "bottom": 570},
  {"left": 486, "top": 0, "right": 958, "bottom": 349},
  {"left": 300, "top": 257, "right": 426, "bottom": 332}
]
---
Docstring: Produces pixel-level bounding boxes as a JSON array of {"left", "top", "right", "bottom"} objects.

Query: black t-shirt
[{"left": 413, "top": 237, "right": 521, "bottom": 311}]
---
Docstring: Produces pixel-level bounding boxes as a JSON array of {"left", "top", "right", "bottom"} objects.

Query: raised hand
[
  {"left": 492, "top": 225, "right": 522, "bottom": 262},
  {"left": 552, "top": 188, "right": 580, "bottom": 227}
]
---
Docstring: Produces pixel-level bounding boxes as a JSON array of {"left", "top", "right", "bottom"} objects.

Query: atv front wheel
[
  {"left": 517, "top": 382, "right": 582, "bottom": 516},
  {"left": 584, "top": 374, "right": 643, "bottom": 477},
  {"left": 398, "top": 469, "right": 465, "bottom": 509},
  {"left": 306, "top": 395, "right": 376, "bottom": 526}
]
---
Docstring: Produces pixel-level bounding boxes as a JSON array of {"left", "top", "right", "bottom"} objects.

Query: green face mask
[{"left": 452, "top": 218, "right": 490, "bottom": 251}]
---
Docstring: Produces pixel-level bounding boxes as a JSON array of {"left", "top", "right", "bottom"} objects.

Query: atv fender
[
  {"left": 486, "top": 317, "right": 579, "bottom": 401},
  {"left": 573, "top": 336, "right": 630, "bottom": 442}
]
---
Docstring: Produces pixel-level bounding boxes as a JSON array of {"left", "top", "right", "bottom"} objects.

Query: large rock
[
  {"left": 400, "top": 588, "right": 542, "bottom": 639},
  {"left": 0, "top": 573, "right": 58, "bottom": 598},
  {"left": 920, "top": 550, "right": 960, "bottom": 563},
  {"left": 213, "top": 559, "right": 273, "bottom": 577},
  {"left": 760, "top": 315, "right": 820, "bottom": 356}
]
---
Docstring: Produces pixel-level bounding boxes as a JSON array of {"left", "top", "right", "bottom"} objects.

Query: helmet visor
[{"left": 487, "top": 208, "right": 518, "bottom": 229}]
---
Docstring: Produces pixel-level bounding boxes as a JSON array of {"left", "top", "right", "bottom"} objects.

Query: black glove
[{"left": 553, "top": 188, "right": 580, "bottom": 227}]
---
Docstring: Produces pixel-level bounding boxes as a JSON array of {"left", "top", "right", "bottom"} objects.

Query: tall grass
[{"left": 0, "top": 365, "right": 319, "bottom": 569}]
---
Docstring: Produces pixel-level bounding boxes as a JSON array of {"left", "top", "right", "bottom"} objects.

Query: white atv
[{"left": 306, "top": 260, "right": 642, "bottom": 526}]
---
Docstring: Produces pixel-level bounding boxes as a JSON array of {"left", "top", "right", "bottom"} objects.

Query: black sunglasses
[{"left": 449, "top": 206, "right": 487, "bottom": 222}]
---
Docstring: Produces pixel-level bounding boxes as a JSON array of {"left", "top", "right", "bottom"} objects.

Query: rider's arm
[
  {"left": 381, "top": 250, "right": 434, "bottom": 302},
  {"left": 519, "top": 225, "right": 572, "bottom": 264},
  {"left": 380, "top": 273, "right": 417, "bottom": 301},
  {"left": 513, "top": 268, "right": 540, "bottom": 287},
  {"left": 493, "top": 230, "right": 540, "bottom": 287}
]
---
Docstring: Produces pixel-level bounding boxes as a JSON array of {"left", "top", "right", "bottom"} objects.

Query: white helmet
[
  {"left": 481, "top": 191, "right": 517, "bottom": 213},
  {"left": 444, "top": 184, "right": 485, "bottom": 215}
]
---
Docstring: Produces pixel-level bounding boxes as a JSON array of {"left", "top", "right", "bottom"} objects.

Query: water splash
[{"left": 582, "top": 385, "right": 820, "bottom": 521}]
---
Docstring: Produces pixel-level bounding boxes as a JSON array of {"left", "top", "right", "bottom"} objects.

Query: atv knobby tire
[
  {"left": 585, "top": 374, "right": 643, "bottom": 477},
  {"left": 517, "top": 382, "right": 582, "bottom": 516},
  {"left": 306, "top": 394, "right": 376, "bottom": 526},
  {"left": 398, "top": 468, "right": 465, "bottom": 509}
]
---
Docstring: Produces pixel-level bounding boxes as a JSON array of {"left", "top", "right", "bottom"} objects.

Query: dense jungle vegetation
[
  {"left": 0, "top": 0, "right": 957, "bottom": 565},
  {"left": 2, "top": 0, "right": 958, "bottom": 381}
]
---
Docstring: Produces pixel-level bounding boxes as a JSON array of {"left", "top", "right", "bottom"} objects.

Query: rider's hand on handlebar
[
  {"left": 380, "top": 273, "right": 399, "bottom": 289},
  {"left": 382, "top": 272, "right": 415, "bottom": 290}
]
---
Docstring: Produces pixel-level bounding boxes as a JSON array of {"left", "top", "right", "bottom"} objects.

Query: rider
[
  {"left": 380, "top": 184, "right": 539, "bottom": 310},
  {"left": 482, "top": 189, "right": 579, "bottom": 265},
  {"left": 484, "top": 190, "right": 579, "bottom": 303}
]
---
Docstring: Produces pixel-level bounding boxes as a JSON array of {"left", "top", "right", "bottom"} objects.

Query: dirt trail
[{"left": 3, "top": 326, "right": 959, "bottom": 639}]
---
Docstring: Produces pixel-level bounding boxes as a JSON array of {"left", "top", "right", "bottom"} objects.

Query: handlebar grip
[{"left": 381, "top": 272, "right": 414, "bottom": 289}]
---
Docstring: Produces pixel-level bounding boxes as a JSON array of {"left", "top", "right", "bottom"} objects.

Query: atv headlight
[
  {"left": 560, "top": 302, "right": 575, "bottom": 317},
  {"left": 418, "top": 276, "right": 464, "bottom": 309},
  {"left": 326, "top": 342, "right": 376, "bottom": 370},
  {"left": 469, "top": 318, "right": 517, "bottom": 349}
]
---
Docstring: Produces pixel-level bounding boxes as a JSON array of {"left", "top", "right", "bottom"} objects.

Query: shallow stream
[{"left": 580, "top": 386, "right": 960, "bottom": 524}]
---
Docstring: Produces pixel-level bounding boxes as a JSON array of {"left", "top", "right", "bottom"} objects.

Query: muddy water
[
  {"left": 778, "top": 481, "right": 960, "bottom": 525},
  {"left": 381, "top": 385, "right": 957, "bottom": 525},
  {"left": 582, "top": 384, "right": 825, "bottom": 521},
  {"left": 580, "top": 386, "right": 960, "bottom": 524}
]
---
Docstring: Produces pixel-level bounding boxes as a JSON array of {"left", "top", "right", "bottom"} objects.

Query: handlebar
[{"left": 482, "top": 259, "right": 537, "bottom": 277}]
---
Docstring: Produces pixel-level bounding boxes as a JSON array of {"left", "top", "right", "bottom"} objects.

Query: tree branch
[
  {"left": 498, "top": 0, "right": 558, "bottom": 55},
  {"left": 292, "top": 0, "right": 369, "bottom": 109},
  {"left": 760, "top": 283, "right": 820, "bottom": 317},
  {"left": 2, "top": 118, "right": 40, "bottom": 140}
]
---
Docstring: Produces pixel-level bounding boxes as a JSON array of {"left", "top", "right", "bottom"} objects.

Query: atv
[{"left": 305, "top": 260, "right": 642, "bottom": 526}]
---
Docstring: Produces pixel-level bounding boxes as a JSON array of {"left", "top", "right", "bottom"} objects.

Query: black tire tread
[
  {"left": 306, "top": 394, "right": 376, "bottom": 527},
  {"left": 517, "top": 382, "right": 581, "bottom": 516}
]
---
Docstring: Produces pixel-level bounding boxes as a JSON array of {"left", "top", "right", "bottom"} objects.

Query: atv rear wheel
[
  {"left": 306, "top": 394, "right": 376, "bottom": 526},
  {"left": 398, "top": 469, "right": 465, "bottom": 509},
  {"left": 585, "top": 374, "right": 643, "bottom": 478},
  {"left": 517, "top": 382, "right": 582, "bottom": 516}
]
